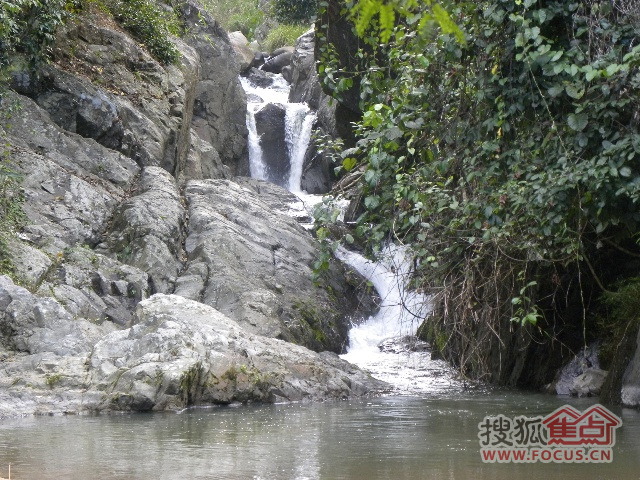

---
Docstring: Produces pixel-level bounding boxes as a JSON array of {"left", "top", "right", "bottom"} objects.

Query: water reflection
[{"left": 0, "top": 393, "right": 638, "bottom": 479}]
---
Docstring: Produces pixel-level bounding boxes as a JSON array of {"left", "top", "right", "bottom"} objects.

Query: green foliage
[
  {"left": 0, "top": 100, "right": 26, "bottom": 278},
  {"left": 319, "top": 0, "right": 640, "bottom": 379},
  {"left": 106, "top": 0, "right": 181, "bottom": 64},
  {"left": 601, "top": 278, "right": 640, "bottom": 327},
  {"left": 199, "top": 0, "right": 264, "bottom": 39},
  {"left": 273, "top": 0, "right": 317, "bottom": 23},
  {"left": 0, "top": 0, "right": 69, "bottom": 72},
  {"left": 263, "top": 23, "right": 307, "bottom": 53},
  {"left": 350, "top": 0, "right": 464, "bottom": 44},
  {"left": 311, "top": 197, "right": 343, "bottom": 284}
]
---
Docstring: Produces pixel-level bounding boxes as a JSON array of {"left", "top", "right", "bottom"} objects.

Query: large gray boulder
[
  {"left": 178, "top": 178, "right": 376, "bottom": 353},
  {"left": 91, "top": 294, "right": 386, "bottom": 411},
  {"left": 0, "top": 279, "right": 385, "bottom": 416},
  {"left": 254, "top": 103, "right": 290, "bottom": 187}
]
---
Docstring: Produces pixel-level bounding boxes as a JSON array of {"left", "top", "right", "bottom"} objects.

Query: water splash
[{"left": 336, "top": 246, "right": 463, "bottom": 395}]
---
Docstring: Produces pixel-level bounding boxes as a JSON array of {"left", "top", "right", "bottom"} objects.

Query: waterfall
[
  {"left": 241, "top": 75, "right": 316, "bottom": 192},
  {"left": 285, "top": 104, "right": 316, "bottom": 193},
  {"left": 336, "top": 246, "right": 462, "bottom": 395},
  {"left": 241, "top": 73, "right": 460, "bottom": 395}
]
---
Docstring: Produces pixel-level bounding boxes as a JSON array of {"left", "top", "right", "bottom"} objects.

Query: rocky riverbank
[{"left": 0, "top": 1, "right": 384, "bottom": 416}]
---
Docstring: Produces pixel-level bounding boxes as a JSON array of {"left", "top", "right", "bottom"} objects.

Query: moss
[
  {"left": 292, "top": 299, "right": 335, "bottom": 349},
  {"left": 45, "top": 373, "right": 63, "bottom": 388},
  {"left": 416, "top": 317, "right": 447, "bottom": 357},
  {"left": 179, "top": 362, "right": 204, "bottom": 405}
]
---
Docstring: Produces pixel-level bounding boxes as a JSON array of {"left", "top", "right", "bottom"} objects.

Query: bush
[
  {"left": 0, "top": 0, "right": 69, "bottom": 72},
  {"left": 273, "top": 0, "right": 316, "bottom": 23},
  {"left": 199, "top": 0, "right": 264, "bottom": 39},
  {"left": 107, "top": 0, "right": 181, "bottom": 64},
  {"left": 263, "top": 23, "right": 307, "bottom": 53}
]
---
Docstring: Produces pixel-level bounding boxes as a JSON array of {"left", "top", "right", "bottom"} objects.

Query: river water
[
  {"left": 0, "top": 393, "right": 638, "bottom": 479},
  {"left": 0, "top": 73, "right": 638, "bottom": 479}
]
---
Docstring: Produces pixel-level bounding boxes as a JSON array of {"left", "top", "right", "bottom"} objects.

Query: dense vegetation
[
  {"left": 199, "top": 0, "right": 315, "bottom": 43},
  {"left": 318, "top": 0, "right": 640, "bottom": 385}
]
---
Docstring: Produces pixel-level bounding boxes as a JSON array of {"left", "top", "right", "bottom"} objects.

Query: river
[{"left": 0, "top": 393, "right": 638, "bottom": 479}]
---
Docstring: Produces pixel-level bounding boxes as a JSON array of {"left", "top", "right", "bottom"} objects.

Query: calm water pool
[{"left": 0, "top": 391, "right": 637, "bottom": 480}]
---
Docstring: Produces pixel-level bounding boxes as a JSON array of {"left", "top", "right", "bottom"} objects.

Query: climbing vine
[{"left": 318, "top": 0, "right": 640, "bottom": 384}]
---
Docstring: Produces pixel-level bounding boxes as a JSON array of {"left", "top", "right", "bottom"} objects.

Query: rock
[
  {"left": 90, "top": 294, "right": 386, "bottom": 410},
  {"left": 5, "top": 237, "right": 53, "bottom": 291},
  {"left": 289, "top": 31, "right": 324, "bottom": 108},
  {"left": 552, "top": 343, "right": 604, "bottom": 396},
  {"left": 281, "top": 65, "right": 293, "bottom": 83},
  {"left": 244, "top": 67, "right": 277, "bottom": 88},
  {"left": 101, "top": 167, "right": 185, "bottom": 294},
  {"left": 178, "top": 179, "right": 377, "bottom": 353},
  {"left": 40, "top": 12, "right": 200, "bottom": 174},
  {"left": 378, "top": 336, "right": 431, "bottom": 354},
  {"left": 569, "top": 368, "right": 608, "bottom": 397},
  {"left": 0, "top": 275, "right": 107, "bottom": 356},
  {"left": 181, "top": 0, "right": 249, "bottom": 175},
  {"left": 315, "top": 1, "right": 364, "bottom": 117},
  {"left": 182, "top": 129, "right": 231, "bottom": 182},
  {"left": 621, "top": 328, "right": 640, "bottom": 406},
  {"left": 254, "top": 103, "right": 290, "bottom": 187},
  {"left": 262, "top": 50, "right": 294, "bottom": 74},
  {"left": 228, "top": 31, "right": 256, "bottom": 72},
  {"left": 0, "top": 92, "right": 139, "bottom": 254},
  {"left": 0, "top": 281, "right": 385, "bottom": 416},
  {"left": 37, "top": 245, "right": 151, "bottom": 326}
]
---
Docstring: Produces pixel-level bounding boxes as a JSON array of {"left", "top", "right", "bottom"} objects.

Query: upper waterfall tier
[{"left": 241, "top": 74, "right": 316, "bottom": 193}]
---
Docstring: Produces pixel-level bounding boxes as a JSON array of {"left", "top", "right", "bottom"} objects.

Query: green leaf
[
  {"left": 432, "top": 4, "right": 465, "bottom": 44},
  {"left": 364, "top": 195, "right": 380, "bottom": 209},
  {"left": 620, "top": 166, "right": 632, "bottom": 177},
  {"left": 547, "top": 85, "right": 563, "bottom": 97},
  {"left": 567, "top": 113, "right": 588, "bottom": 131},
  {"left": 342, "top": 157, "right": 357, "bottom": 171},
  {"left": 565, "top": 84, "right": 585, "bottom": 99},
  {"left": 378, "top": 2, "right": 395, "bottom": 43}
]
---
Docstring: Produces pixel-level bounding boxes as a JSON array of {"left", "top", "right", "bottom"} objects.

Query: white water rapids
[{"left": 241, "top": 73, "right": 461, "bottom": 395}]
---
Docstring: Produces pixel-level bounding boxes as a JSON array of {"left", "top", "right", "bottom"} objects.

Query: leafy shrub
[
  {"left": 263, "top": 23, "right": 307, "bottom": 53},
  {"left": 107, "top": 0, "right": 181, "bottom": 64},
  {"left": 273, "top": 0, "right": 316, "bottom": 23},
  {"left": 199, "top": 0, "right": 264, "bottom": 39},
  {"left": 319, "top": 0, "right": 640, "bottom": 383},
  {"left": 0, "top": 0, "right": 69, "bottom": 72}
]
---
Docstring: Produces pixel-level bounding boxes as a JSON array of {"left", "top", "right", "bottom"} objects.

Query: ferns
[{"left": 350, "top": 0, "right": 464, "bottom": 45}]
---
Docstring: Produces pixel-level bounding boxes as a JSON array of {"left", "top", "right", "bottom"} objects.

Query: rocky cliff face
[{"left": 0, "top": 2, "right": 382, "bottom": 416}]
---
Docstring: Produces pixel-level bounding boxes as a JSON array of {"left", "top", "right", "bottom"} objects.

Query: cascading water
[
  {"left": 241, "top": 75, "right": 316, "bottom": 192},
  {"left": 285, "top": 104, "right": 315, "bottom": 193},
  {"left": 336, "top": 246, "right": 462, "bottom": 395},
  {"left": 241, "top": 72, "right": 460, "bottom": 394}
]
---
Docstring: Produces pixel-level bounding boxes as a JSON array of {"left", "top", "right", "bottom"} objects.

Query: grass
[
  {"left": 263, "top": 23, "right": 308, "bottom": 52},
  {"left": 199, "top": 0, "right": 264, "bottom": 39}
]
